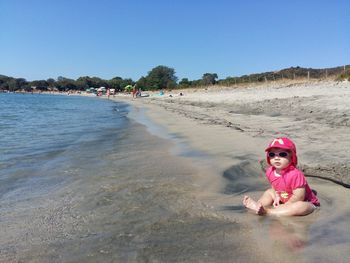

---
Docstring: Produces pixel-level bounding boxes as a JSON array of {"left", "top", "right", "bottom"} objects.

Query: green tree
[
  {"left": 144, "top": 65, "right": 178, "bottom": 90},
  {"left": 108, "top": 76, "right": 123, "bottom": 91},
  {"left": 91, "top": 77, "right": 108, "bottom": 88},
  {"left": 0, "top": 77, "right": 28, "bottom": 91},
  {"left": 30, "top": 80, "right": 49, "bottom": 91},
  {"left": 178, "top": 78, "right": 191, "bottom": 88},
  {"left": 136, "top": 76, "right": 147, "bottom": 90},
  {"left": 76, "top": 76, "right": 92, "bottom": 88},
  {"left": 75, "top": 79, "right": 89, "bottom": 90},
  {"left": 76, "top": 76, "right": 107, "bottom": 89},
  {"left": 0, "top": 75, "right": 11, "bottom": 90},
  {"left": 16, "top": 78, "right": 28, "bottom": 88},
  {"left": 56, "top": 77, "right": 77, "bottom": 91},
  {"left": 121, "top": 78, "right": 134, "bottom": 90},
  {"left": 46, "top": 78, "right": 56, "bottom": 90},
  {"left": 8, "top": 78, "right": 17, "bottom": 91},
  {"left": 202, "top": 73, "right": 218, "bottom": 85}
]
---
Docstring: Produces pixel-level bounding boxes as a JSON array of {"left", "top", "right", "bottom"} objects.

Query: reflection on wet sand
[{"left": 268, "top": 218, "right": 313, "bottom": 252}]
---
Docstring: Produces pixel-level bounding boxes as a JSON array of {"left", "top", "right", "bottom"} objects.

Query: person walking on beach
[
  {"left": 132, "top": 84, "right": 137, "bottom": 99},
  {"left": 243, "top": 137, "right": 320, "bottom": 216}
]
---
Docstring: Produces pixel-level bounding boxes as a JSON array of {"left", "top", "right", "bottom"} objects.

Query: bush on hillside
[{"left": 336, "top": 68, "right": 350, "bottom": 81}]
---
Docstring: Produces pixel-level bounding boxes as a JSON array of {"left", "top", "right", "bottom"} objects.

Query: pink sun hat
[{"left": 265, "top": 137, "right": 298, "bottom": 166}]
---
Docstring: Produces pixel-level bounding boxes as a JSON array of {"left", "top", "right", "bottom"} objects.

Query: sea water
[
  {"left": 0, "top": 93, "right": 129, "bottom": 201},
  {"left": 0, "top": 93, "right": 252, "bottom": 263}
]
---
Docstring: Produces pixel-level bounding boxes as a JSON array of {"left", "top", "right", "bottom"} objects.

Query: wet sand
[{"left": 115, "top": 79, "right": 350, "bottom": 262}]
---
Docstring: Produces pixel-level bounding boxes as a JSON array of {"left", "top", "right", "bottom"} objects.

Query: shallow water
[{"left": 0, "top": 94, "right": 259, "bottom": 262}]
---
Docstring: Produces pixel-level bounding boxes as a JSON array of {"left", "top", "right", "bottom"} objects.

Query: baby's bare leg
[
  {"left": 257, "top": 188, "right": 275, "bottom": 207},
  {"left": 265, "top": 201, "right": 315, "bottom": 216},
  {"left": 243, "top": 196, "right": 266, "bottom": 215}
]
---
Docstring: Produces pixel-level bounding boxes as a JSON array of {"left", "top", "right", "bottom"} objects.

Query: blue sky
[{"left": 1, "top": 0, "right": 349, "bottom": 81}]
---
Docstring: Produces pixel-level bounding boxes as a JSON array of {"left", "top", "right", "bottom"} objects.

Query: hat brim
[{"left": 265, "top": 145, "right": 292, "bottom": 152}]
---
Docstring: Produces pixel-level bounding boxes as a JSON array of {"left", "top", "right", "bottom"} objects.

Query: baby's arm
[
  {"left": 273, "top": 195, "right": 280, "bottom": 207},
  {"left": 287, "top": 187, "right": 306, "bottom": 203},
  {"left": 273, "top": 189, "right": 280, "bottom": 207}
]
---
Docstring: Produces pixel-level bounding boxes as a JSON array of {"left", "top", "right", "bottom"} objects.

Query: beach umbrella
[{"left": 124, "top": 85, "right": 133, "bottom": 91}]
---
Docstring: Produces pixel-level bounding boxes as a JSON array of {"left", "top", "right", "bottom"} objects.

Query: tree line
[{"left": 1, "top": 64, "right": 348, "bottom": 93}]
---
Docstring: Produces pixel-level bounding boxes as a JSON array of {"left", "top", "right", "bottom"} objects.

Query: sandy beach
[{"left": 114, "top": 79, "right": 350, "bottom": 262}]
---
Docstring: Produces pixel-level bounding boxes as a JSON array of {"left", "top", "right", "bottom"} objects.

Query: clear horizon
[{"left": 1, "top": 0, "right": 349, "bottom": 82}]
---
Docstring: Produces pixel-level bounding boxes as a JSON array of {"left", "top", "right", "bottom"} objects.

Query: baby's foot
[{"left": 243, "top": 196, "right": 266, "bottom": 215}]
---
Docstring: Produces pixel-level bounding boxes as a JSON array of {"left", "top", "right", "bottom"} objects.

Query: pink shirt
[{"left": 266, "top": 166, "right": 320, "bottom": 205}]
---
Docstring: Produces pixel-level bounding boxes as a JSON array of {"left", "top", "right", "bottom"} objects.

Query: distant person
[
  {"left": 132, "top": 84, "right": 137, "bottom": 98},
  {"left": 136, "top": 88, "right": 142, "bottom": 97},
  {"left": 106, "top": 88, "right": 110, "bottom": 99},
  {"left": 243, "top": 137, "right": 320, "bottom": 216}
]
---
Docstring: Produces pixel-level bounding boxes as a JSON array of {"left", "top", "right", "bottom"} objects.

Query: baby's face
[{"left": 268, "top": 148, "right": 291, "bottom": 171}]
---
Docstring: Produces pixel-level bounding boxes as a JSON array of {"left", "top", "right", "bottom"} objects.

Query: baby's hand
[{"left": 273, "top": 196, "right": 280, "bottom": 207}]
